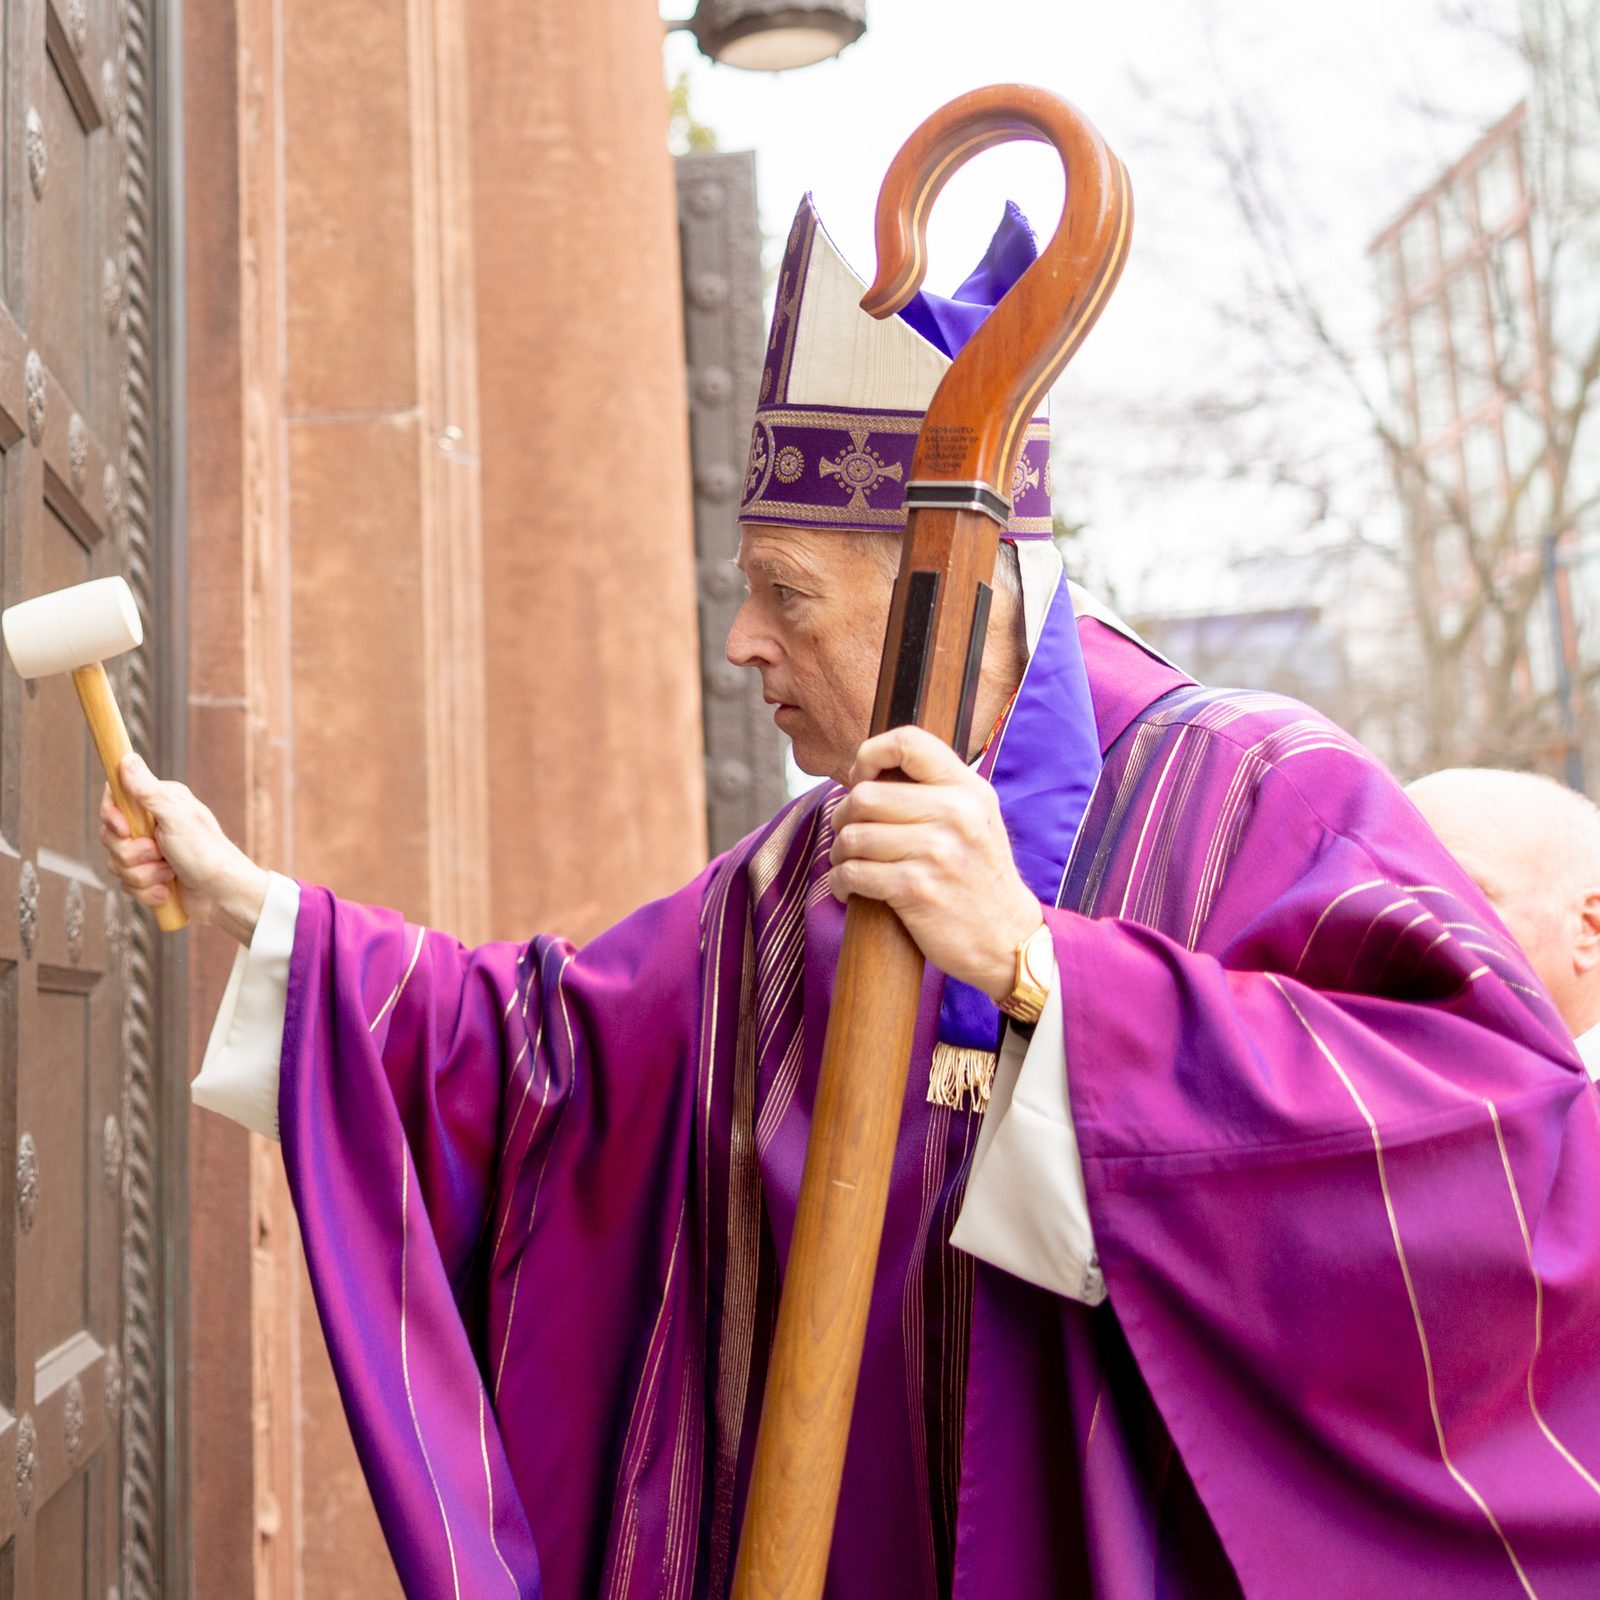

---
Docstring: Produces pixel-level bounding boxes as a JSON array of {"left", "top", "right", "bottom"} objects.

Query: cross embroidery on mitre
[
  {"left": 744, "top": 427, "right": 770, "bottom": 498},
  {"left": 1012, "top": 455, "right": 1041, "bottom": 498},
  {"left": 820, "top": 430, "right": 904, "bottom": 515}
]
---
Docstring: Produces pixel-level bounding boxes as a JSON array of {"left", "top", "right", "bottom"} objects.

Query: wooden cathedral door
[{"left": 0, "top": 0, "right": 178, "bottom": 1595}]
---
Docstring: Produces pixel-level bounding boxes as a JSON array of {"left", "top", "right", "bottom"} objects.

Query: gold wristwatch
[{"left": 999, "top": 921, "right": 1053, "bottom": 1025}]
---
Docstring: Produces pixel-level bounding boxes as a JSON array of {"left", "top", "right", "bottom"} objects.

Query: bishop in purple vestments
[{"left": 101, "top": 196, "right": 1600, "bottom": 1599}]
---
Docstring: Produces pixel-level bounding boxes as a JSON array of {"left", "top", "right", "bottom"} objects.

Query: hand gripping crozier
[{"left": 2, "top": 576, "right": 187, "bottom": 932}]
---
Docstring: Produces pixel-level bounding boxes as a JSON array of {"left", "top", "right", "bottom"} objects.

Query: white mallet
[{"left": 2, "top": 576, "right": 186, "bottom": 932}]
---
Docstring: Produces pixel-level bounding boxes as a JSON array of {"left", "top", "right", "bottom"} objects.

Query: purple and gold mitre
[{"left": 739, "top": 195, "right": 1054, "bottom": 540}]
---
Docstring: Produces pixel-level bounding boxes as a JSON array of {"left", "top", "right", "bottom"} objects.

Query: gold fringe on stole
[{"left": 926, "top": 1042, "right": 997, "bottom": 1113}]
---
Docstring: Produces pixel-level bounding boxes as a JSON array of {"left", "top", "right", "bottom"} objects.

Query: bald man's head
[{"left": 1406, "top": 767, "right": 1600, "bottom": 1036}]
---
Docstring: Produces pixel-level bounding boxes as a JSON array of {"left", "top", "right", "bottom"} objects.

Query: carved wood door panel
[{"left": 0, "top": 0, "right": 170, "bottom": 1595}]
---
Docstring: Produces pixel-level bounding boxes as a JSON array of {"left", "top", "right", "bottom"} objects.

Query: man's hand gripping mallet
[{"left": 2, "top": 576, "right": 187, "bottom": 933}]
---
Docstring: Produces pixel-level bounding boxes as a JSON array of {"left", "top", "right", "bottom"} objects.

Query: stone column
[
  {"left": 466, "top": 0, "right": 707, "bottom": 944},
  {"left": 270, "top": 0, "right": 490, "bottom": 1586},
  {"left": 185, "top": 0, "right": 703, "bottom": 1591}
]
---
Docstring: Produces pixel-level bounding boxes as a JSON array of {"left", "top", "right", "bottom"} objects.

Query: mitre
[{"left": 738, "top": 193, "right": 1053, "bottom": 540}]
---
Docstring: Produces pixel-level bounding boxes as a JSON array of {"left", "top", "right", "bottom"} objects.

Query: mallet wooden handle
[{"left": 74, "top": 662, "right": 188, "bottom": 933}]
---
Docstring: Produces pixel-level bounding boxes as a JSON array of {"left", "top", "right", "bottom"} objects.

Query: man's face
[{"left": 725, "top": 524, "right": 898, "bottom": 785}]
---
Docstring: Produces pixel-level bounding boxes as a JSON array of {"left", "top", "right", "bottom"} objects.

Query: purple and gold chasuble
[{"left": 279, "top": 596, "right": 1600, "bottom": 1599}]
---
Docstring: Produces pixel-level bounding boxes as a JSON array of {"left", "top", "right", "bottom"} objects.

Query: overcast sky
[{"left": 663, "top": 0, "right": 1529, "bottom": 613}]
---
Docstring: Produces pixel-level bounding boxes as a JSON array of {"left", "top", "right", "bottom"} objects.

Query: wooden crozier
[{"left": 729, "top": 84, "right": 1133, "bottom": 1600}]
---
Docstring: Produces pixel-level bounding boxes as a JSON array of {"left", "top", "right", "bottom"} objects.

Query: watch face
[{"left": 1019, "top": 926, "right": 1052, "bottom": 988}]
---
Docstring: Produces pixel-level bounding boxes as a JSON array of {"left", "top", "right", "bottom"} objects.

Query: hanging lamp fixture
[{"left": 671, "top": 0, "right": 866, "bottom": 71}]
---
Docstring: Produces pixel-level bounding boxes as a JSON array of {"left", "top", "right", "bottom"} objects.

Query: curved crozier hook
[{"left": 861, "top": 84, "right": 1133, "bottom": 499}]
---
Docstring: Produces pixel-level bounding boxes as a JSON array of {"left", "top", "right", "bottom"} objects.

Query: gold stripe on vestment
[
  {"left": 488, "top": 1036, "right": 549, "bottom": 1358},
  {"left": 663, "top": 1359, "right": 703, "bottom": 1600},
  {"left": 478, "top": 1386, "right": 519, "bottom": 1594},
  {"left": 369, "top": 921, "right": 469, "bottom": 1599},
  {"left": 1077, "top": 723, "right": 1164, "bottom": 912},
  {"left": 399, "top": 1142, "right": 464, "bottom": 1600},
  {"left": 492, "top": 984, "right": 550, "bottom": 1230},
  {"left": 752, "top": 808, "right": 820, "bottom": 1152},
  {"left": 1269, "top": 975, "right": 1540, "bottom": 1598},
  {"left": 1486, "top": 1100, "right": 1600, "bottom": 1501},
  {"left": 1171, "top": 711, "right": 1372, "bottom": 947},
  {"left": 1117, "top": 737, "right": 1191, "bottom": 920},
  {"left": 1339, "top": 895, "right": 1423, "bottom": 989},
  {"left": 1139, "top": 727, "right": 1213, "bottom": 931},
  {"left": 494, "top": 951, "right": 573, "bottom": 1394},
  {"left": 1292, "top": 880, "right": 1386, "bottom": 977},
  {"left": 708, "top": 910, "right": 765, "bottom": 1598},
  {"left": 1406, "top": 929, "right": 1455, "bottom": 981},
  {"left": 369, "top": 923, "right": 428, "bottom": 1034},
  {"left": 755, "top": 1029, "right": 806, "bottom": 1157},
  {"left": 1455, "top": 944, "right": 1547, "bottom": 1001},
  {"left": 901, "top": 1101, "right": 953, "bottom": 1588},
  {"left": 608, "top": 1207, "right": 687, "bottom": 1599},
  {"left": 1187, "top": 741, "right": 1261, "bottom": 947},
  {"left": 936, "top": 1118, "right": 978, "bottom": 1544},
  {"left": 1371, "top": 910, "right": 1442, "bottom": 989},
  {"left": 1128, "top": 729, "right": 1209, "bottom": 927},
  {"left": 693, "top": 855, "right": 742, "bottom": 1593},
  {"left": 1083, "top": 1383, "right": 1104, "bottom": 1464}
]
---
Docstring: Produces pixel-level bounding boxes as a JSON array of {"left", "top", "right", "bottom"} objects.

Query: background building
[
  {"left": 1102, "top": 3, "right": 1600, "bottom": 790},
  {"left": 1370, "top": 0, "right": 1600, "bottom": 785},
  {"left": 1371, "top": 103, "right": 1586, "bottom": 782}
]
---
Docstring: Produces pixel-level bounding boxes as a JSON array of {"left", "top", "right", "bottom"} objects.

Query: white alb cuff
[{"left": 190, "top": 871, "right": 300, "bottom": 1141}]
